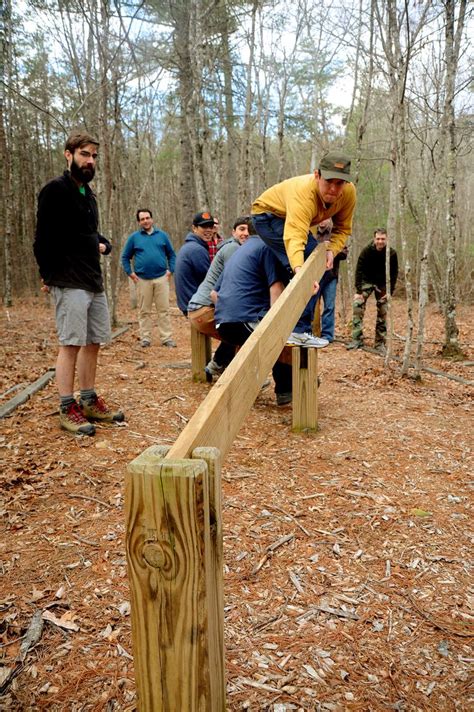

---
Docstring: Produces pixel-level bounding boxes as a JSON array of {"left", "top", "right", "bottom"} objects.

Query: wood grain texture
[
  {"left": 191, "top": 326, "right": 212, "bottom": 382},
  {"left": 192, "top": 448, "right": 225, "bottom": 708},
  {"left": 126, "top": 447, "right": 217, "bottom": 711},
  {"left": 167, "top": 243, "right": 327, "bottom": 460},
  {"left": 291, "top": 347, "right": 318, "bottom": 432}
]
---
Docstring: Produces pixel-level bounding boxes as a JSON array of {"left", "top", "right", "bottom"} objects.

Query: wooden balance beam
[
  {"left": 192, "top": 323, "right": 319, "bottom": 432},
  {"left": 189, "top": 243, "right": 326, "bottom": 434},
  {"left": 126, "top": 243, "right": 327, "bottom": 711}
]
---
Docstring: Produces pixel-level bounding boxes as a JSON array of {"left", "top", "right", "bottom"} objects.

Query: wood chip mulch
[{"left": 1, "top": 294, "right": 473, "bottom": 711}]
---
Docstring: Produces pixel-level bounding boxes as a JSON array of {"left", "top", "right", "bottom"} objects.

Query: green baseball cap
[{"left": 319, "top": 153, "right": 353, "bottom": 182}]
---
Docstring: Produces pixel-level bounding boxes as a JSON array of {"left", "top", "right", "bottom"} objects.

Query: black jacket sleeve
[
  {"left": 98, "top": 234, "right": 112, "bottom": 255},
  {"left": 354, "top": 246, "right": 369, "bottom": 293}
]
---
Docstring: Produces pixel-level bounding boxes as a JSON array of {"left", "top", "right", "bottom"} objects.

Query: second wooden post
[{"left": 291, "top": 346, "right": 318, "bottom": 432}]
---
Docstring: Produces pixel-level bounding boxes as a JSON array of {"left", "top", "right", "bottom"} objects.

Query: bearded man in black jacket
[
  {"left": 34, "top": 131, "right": 124, "bottom": 435},
  {"left": 346, "top": 228, "right": 398, "bottom": 354}
]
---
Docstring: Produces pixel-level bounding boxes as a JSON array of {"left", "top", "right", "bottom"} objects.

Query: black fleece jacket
[
  {"left": 355, "top": 242, "right": 398, "bottom": 294},
  {"left": 34, "top": 171, "right": 111, "bottom": 293}
]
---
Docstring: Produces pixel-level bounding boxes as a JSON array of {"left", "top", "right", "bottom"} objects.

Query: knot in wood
[{"left": 142, "top": 543, "right": 165, "bottom": 569}]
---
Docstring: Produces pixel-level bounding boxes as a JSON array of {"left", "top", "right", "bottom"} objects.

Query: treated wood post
[
  {"left": 312, "top": 298, "right": 321, "bottom": 336},
  {"left": 291, "top": 346, "right": 318, "bottom": 432},
  {"left": 125, "top": 445, "right": 225, "bottom": 711},
  {"left": 167, "top": 244, "right": 327, "bottom": 461},
  {"left": 191, "top": 325, "right": 212, "bottom": 382},
  {"left": 192, "top": 447, "right": 225, "bottom": 705}
]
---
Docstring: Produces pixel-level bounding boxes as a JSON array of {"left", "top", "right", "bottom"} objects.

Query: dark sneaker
[
  {"left": 276, "top": 392, "right": 292, "bottom": 406},
  {"left": 59, "top": 402, "right": 96, "bottom": 436},
  {"left": 80, "top": 395, "right": 125, "bottom": 423},
  {"left": 205, "top": 359, "right": 225, "bottom": 378},
  {"left": 162, "top": 339, "right": 177, "bottom": 348},
  {"left": 141, "top": 339, "right": 151, "bottom": 347},
  {"left": 346, "top": 340, "right": 363, "bottom": 350}
]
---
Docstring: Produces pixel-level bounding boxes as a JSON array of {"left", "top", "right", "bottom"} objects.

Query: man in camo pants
[{"left": 346, "top": 229, "right": 398, "bottom": 354}]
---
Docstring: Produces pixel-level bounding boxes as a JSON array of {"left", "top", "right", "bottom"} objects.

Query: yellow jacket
[{"left": 252, "top": 173, "right": 356, "bottom": 270}]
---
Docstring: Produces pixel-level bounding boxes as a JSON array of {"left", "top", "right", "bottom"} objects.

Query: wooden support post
[
  {"left": 191, "top": 325, "right": 212, "bottom": 382},
  {"left": 291, "top": 346, "right": 318, "bottom": 432},
  {"left": 168, "top": 244, "right": 327, "bottom": 461},
  {"left": 312, "top": 298, "right": 321, "bottom": 336},
  {"left": 125, "top": 445, "right": 225, "bottom": 712},
  {"left": 192, "top": 447, "right": 225, "bottom": 705}
]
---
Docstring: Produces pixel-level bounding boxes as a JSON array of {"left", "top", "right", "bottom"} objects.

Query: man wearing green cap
[{"left": 251, "top": 153, "right": 356, "bottom": 345}]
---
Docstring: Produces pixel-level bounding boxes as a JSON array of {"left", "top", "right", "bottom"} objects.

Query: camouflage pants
[{"left": 351, "top": 283, "right": 387, "bottom": 345}]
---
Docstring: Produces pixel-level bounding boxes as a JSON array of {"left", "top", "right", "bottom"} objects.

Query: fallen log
[
  {"left": 0, "top": 324, "right": 130, "bottom": 419},
  {"left": 0, "top": 369, "right": 56, "bottom": 419}
]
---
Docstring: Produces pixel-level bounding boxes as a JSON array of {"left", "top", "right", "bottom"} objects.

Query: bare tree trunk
[
  {"left": 220, "top": 9, "right": 238, "bottom": 225},
  {"left": 0, "top": 0, "right": 13, "bottom": 305},
  {"left": 385, "top": 138, "right": 398, "bottom": 362},
  {"left": 275, "top": 13, "right": 304, "bottom": 182},
  {"left": 441, "top": 0, "right": 466, "bottom": 358},
  {"left": 171, "top": 0, "right": 197, "bottom": 233},
  {"left": 396, "top": 103, "right": 414, "bottom": 374},
  {"left": 351, "top": 0, "right": 375, "bottom": 182},
  {"left": 238, "top": 0, "right": 258, "bottom": 210},
  {"left": 0, "top": 107, "right": 13, "bottom": 306},
  {"left": 96, "top": 0, "right": 116, "bottom": 324},
  {"left": 375, "top": 0, "right": 430, "bottom": 371},
  {"left": 414, "top": 212, "right": 433, "bottom": 378}
]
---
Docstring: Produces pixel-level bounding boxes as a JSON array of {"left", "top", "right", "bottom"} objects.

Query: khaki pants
[{"left": 137, "top": 275, "right": 172, "bottom": 343}]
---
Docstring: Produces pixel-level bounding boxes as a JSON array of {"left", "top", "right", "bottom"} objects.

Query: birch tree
[
  {"left": 0, "top": 0, "right": 13, "bottom": 306},
  {"left": 375, "top": 0, "right": 431, "bottom": 373},
  {"left": 440, "top": 0, "right": 467, "bottom": 358}
]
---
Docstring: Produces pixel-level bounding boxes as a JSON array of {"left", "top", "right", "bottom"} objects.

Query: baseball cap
[
  {"left": 319, "top": 153, "right": 353, "bottom": 182},
  {"left": 193, "top": 211, "right": 215, "bottom": 227}
]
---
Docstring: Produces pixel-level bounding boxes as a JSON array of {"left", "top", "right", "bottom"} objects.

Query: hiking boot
[
  {"left": 162, "top": 339, "right": 177, "bottom": 348},
  {"left": 346, "top": 340, "right": 363, "bottom": 350},
  {"left": 205, "top": 359, "right": 225, "bottom": 378},
  {"left": 287, "top": 332, "right": 329, "bottom": 348},
  {"left": 59, "top": 402, "right": 96, "bottom": 436},
  {"left": 80, "top": 395, "right": 125, "bottom": 423},
  {"left": 276, "top": 392, "right": 292, "bottom": 406}
]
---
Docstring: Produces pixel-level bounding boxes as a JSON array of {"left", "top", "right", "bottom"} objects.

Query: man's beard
[{"left": 70, "top": 157, "right": 95, "bottom": 184}]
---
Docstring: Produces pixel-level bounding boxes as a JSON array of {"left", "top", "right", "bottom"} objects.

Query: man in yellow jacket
[{"left": 251, "top": 153, "right": 356, "bottom": 347}]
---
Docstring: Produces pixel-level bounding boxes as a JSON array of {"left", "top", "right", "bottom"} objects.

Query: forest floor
[{"left": 0, "top": 292, "right": 473, "bottom": 712}]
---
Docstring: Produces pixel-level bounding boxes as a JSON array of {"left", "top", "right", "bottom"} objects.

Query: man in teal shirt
[{"left": 121, "top": 209, "right": 177, "bottom": 347}]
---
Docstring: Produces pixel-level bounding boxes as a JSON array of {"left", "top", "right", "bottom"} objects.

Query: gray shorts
[{"left": 51, "top": 287, "right": 111, "bottom": 345}]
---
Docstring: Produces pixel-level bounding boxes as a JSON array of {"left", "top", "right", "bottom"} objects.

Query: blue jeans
[
  {"left": 252, "top": 213, "right": 318, "bottom": 334},
  {"left": 315, "top": 272, "right": 338, "bottom": 342}
]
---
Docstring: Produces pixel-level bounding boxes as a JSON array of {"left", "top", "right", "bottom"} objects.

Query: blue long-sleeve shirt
[{"left": 121, "top": 227, "right": 176, "bottom": 279}]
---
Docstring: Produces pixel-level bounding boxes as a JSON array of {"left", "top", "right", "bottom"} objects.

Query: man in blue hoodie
[
  {"left": 121, "top": 209, "right": 177, "bottom": 348},
  {"left": 174, "top": 211, "right": 216, "bottom": 315}
]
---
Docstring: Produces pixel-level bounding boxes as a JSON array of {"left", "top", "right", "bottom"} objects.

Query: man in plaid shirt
[{"left": 208, "top": 216, "right": 223, "bottom": 262}]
